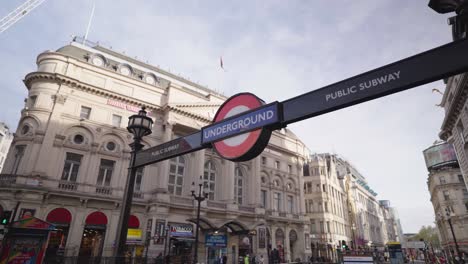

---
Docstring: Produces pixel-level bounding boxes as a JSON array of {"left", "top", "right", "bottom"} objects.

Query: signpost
[{"left": 135, "top": 38, "right": 468, "bottom": 167}]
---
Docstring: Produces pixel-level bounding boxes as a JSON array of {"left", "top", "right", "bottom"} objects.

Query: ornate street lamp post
[
  {"left": 191, "top": 176, "right": 208, "bottom": 264},
  {"left": 115, "top": 107, "right": 153, "bottom": 259},
  {"left": 445, "top": 208, "right": 464, "bottom": 264}
]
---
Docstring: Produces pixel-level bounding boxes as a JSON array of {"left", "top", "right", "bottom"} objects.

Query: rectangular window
[
  {"left": 324, "top": 202, "right": 329, "bottom": 213},
  {"left": 112, "top": 114, "right": 122, "bottom": 127},
  {"left": 287, "top": 195, "right": 294, "bottom": 213},
  {"left": 80, "top": 106, "right": 91, "bottom": 119},
  {"left": 61, "top": 152, "right": 82, "bottom": 182},
  {"left": 274, "top": 161, "right": 280, "bottom": 169},
  {"left": 97, "top": 159, "right": 115, "bottom": 186},
  {"left": 463, "top": 189, "right": 468, "bottom": 199},
  {"left": 319, "top": 221, "right": 324, "bottom": 233},
  {"left": 326, "top": 221, "right": 331, "bottom": 233},
  {"left": 135, "top": 167, "right": 144, "bottom": 191},
  {"left": 261, "top": 156, "right": 266, "bottom": 165},
  {"left": 287, "top": 165, "right": 292, "bottom": 173},
  {"left": 311, "top": 220, "right": 316, "bottom": 233},
  {"left": 440, "top": 176, "right": 446, "bottom": 184},
  {"left": 29, "top": 95, "right": 37, "bottom": 108},
  {"left": 273, "top": 192, "right": 281, "bottom": 211},
  {"left": 11, "top": 145, "right": 26, "bottom": 174},
  {"left": 323, "top": 184, "right": 326, "bottom": 192},
  {"left": 457, "top": 121, "right": 465, "bottom": 143},
  {"left": 261, "top": 190, "right": 267, "bottom": 208},
  {"left": 443, "top": 190, "right": 450, "bottom": 201},
  {"left": 458, "top": 175, "right": 465, "bottom": 183}
]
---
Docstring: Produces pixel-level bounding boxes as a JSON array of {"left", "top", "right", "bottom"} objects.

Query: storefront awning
[
  {"left": 186, "top": 218, "right": 216, "bottom": 230},
  {"left": 221, "top": 221, "right": 248, "bottom": 234},
  {"left": 86, "top": 211, "right": 108, "bottom": 226},
  {"left": 46, "top": 208, "right": 72, "bottom": 225},
  {"left": 128, "top": 215, "right": 139, "bottom": 228}
]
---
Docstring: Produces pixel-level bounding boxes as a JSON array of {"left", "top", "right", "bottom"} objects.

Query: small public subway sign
[{"left": 205, "top": 234, "right": 227, "bottom": 247}]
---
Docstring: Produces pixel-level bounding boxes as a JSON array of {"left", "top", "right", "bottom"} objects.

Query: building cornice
[
  {"left": 163, "top": 104, "right": 212, "bottom": 124},
  {"left": 440, "top": 73, "right": 468, "bottom": 140},
  {"left": 23, "top": 71, "right": 162, "bottom": 113}
]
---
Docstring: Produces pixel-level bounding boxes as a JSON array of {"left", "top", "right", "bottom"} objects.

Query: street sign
[
  {"left": 134, "top": 132, "right": 203, "bottom": 167},
  {"left": 134, "top": 38, "right": 468, "bottom": 167},
  {"left": 204, "top": 93, "right": 281, "bottom": 161},
  {"left": 202, "top": 102, "right": 279, "bottom": 144},
  {"left": 343, "top": 256, "right": 373, "bottom": 264}
]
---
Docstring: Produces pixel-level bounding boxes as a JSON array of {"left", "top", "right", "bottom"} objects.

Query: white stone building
[
  {"left": 424, "top": 141, "right": 468, "bottom": 257},
  {"left": 0, "top": 122, "right": 13, "bottom": 173},
  {"left": 303, "top": 153, "right": 402, "bottom": 261},
  {"left": 0, "top": 39, "right": 310, "bottom": 263},
  {"left": 304, "top": 153, "right": 351, "bottom": 261},
  {"left": 439, "top": 73, "right": 468, "bottom": 191}
]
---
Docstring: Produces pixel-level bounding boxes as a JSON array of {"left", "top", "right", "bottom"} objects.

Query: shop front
[
  {"left": 0, "top": 217, "right": 56, "bottom": 264},
  {"left": 78, "top": 211, "right": 107, "bottom": 257},
  {"left": 125, "top": 215, "right": 144, "bottom": 258},
  {"left": 44, "top": 208, "right": 72, "bottom": 262},
  {"left": 205, "top": 233, "right": 227, "bottom": 264},
  {"left": 167, "top": 222, "right": 194, "bottom": 264}
]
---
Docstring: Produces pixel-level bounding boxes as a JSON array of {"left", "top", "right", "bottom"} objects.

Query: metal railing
[{"left": 58, "top": 180, "right": 78, "bottom": 191}]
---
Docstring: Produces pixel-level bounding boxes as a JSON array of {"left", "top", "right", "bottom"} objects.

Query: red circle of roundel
[{"left": 212, "top": 93, "right": 272, "bottom": 161}]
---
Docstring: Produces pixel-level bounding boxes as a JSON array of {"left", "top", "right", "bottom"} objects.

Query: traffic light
[
  {"left": 1, "top": 211, "right": 12, "bottom": 225},
  {"left": 342, "top": 240, "right": 349, "bottom": 250}
]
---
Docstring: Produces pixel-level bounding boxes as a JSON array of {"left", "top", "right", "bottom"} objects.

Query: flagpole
[
  {"left": 219, "top": 56, "right": 225, "bottom": 94},
  {"left": 83, "top": 0, "right": 96, "bottom": 44}
]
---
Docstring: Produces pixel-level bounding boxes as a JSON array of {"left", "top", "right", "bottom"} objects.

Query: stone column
[
  {"left": 219, "top": 159, "right": 235, "bottom": 202},
  {"left": 248, "top": 157, "right": 261, "bottom": 207}
]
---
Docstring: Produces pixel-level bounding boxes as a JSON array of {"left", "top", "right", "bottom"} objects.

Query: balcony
[
  {"left": 96, "top": 186, "right": 113, "bottom": 196},
  {"left": 207, "top": 200, "right": 227, "bottom": 209},
  {"left": 170, "top": 196, "right": 193, "bottom": 206},
  {"left": 133, "top": 191, "right": 144, "bottom": 199},
  {"left": 58, "top": 181, "right": 78, "bottom": 191},
  {"left": 0, "top": 174, "right": 17, "bottom": 186},
  {"left": 238, "top": 205, "right": 255, "bottom": 213}
]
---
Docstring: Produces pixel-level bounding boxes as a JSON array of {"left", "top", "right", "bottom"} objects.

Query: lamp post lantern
[
  {"left": 444, "top": 208, "right": 464, "bottom": 264},
  {"left": 115, "top": 107, "right": 153, "bottom": 258},
  {"left": 191, "top": 176, "right": 208, "bottom": 264}
]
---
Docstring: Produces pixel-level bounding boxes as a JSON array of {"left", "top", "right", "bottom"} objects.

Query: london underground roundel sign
[{"left": 203, "top": 93, "right": 279, "bottom": 162}]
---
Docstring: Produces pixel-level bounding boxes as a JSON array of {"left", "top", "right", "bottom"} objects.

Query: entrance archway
[
  {"left": 289, "top": 230, "right": 298, "bottom": 262},
  {"left": 45, "top": 208, "right": 72, "bottom": 260},
  {"left": 79, "top": 211, "right": 108, "bottom": 257},
  {"left": 275, "top": 228, "right": 285, "bottom": 262}
]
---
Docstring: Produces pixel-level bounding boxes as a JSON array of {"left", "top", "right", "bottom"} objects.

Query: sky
[{"left": 0, "top": 0, "right": 454, "bottom": 233}]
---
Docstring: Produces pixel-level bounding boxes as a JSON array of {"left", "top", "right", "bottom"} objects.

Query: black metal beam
[{"left": 135, "top": 38, "right": 468, "bottom": 167}]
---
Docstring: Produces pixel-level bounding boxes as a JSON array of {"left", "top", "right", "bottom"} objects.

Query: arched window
[
  {"left": 204, "top": 161, "right": 216, "bottom": 200},
  {"left": 234, "top": 167, "right": 244, "bottom": 204},
  {"left": 169, "top": 156, "right": 185, "bottom": 195}
]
